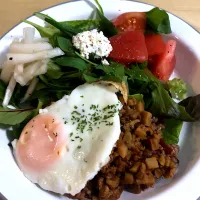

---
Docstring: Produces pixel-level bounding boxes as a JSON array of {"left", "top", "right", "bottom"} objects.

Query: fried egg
[{"left": 13, "top": 82, "right": 122, "bottom": 195}]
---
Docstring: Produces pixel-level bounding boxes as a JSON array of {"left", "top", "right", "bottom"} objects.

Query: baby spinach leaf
[
  {"left": 35, "top": 82, "right": 47, "bottom": 91},
  {"left": 94, "top": 0, "right": 104, "bottom": 15},
  {"left": 46, "top": 61, "right": 63, "bottom": 79},
  {"left": 96, "top": 62, "right": 125, "bottom": 82},
  {"left": 167, "top": 78, "right": 187, "bottom": 100},
  {"left": 30, "top": 89, "right": 57, "bottom": 105},
  {"left": 83, "top": 73, "right": 99, "bottom": 82},
  {"left": 23, "top": 20, "right": 59, "bottom": 38},
  {"left": 0, "top": 107, "right": 35, "bottom": 125},
  {"left": 125, "top": 67, "right": 150, "bottom": 83},
  {"left": 7, "top": 111, "right": 38, "bottom": 140},
  {"left": 54, "top": 57, "right": 87, "bottom": 71},
  {"left": 39, "top": 75, "right": 78, "bottom": 89},
  {"left": 146, "top": 7, "right": 172, "bottom": 34},
  {"left": 34, "top": 12, "right": 80, "bottom": 37},
  {"left": 56, "top": 36, "right": 76, "bottom": 56},
  {"left": 151, "top": 81, "right": 194, "bottom": 121},
  {"left": 126, "top": 67, "right": 151, "bottom": 96},
  {"left": 60, "top": 20, "right": 99, "bottom": 31},
  {"left": 179, "top": 94, "right": 200, "bottom": 121},
  {"left": 96, "top": 9, "right": 119, "bottom": 37},
  {"left": 126, "top": 68, "right": 194, "bottom": 121},
  {"left": 82, "top": 62, "right": 125, "bottom": 83},
  {"left": 162, "top": 119, "right": 183, "bottom": 144},
  {"left": 75, "top": 52, "right": 97, "bottom": 66}
]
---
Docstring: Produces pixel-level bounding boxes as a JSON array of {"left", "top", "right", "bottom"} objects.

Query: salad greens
[
  {"left": 179, "top": 94, "right": 200, "bottom": 121},
  {"left": 0, "top": 0, "right": 199, "bottom": 146},
  {"left": 60, "top": 20, "right": 100, "bottom": 32},
  {"left": 167, "top": 78, "right": 187, "bottom": 100},
  {"left": 55, "top": 36, "right": 76, "bottom": 56},
  {"left": 162, "top": 119, "right": 183, "bottom": 144},
  {"left": 0, "top": 107, "right": 36, "bottom": 125},
  {"left": 125, "top": 67, "right": 194, "bottom": 122},
  {"left": 34, "top": 12, "right": 81, "bottom": 37},
  {"left": 146, "top": 7, "right": 172, "bottom": 34},
  {"left": 23, "top": 20, "right": 59, "bottom": 38},
  {"left": 54, "top": 57, "right": 87, "bottom": 71},
  {"left": 94, "top": 0, "right": 104, "bottom": 15},
  {"left": 96, "top": 9, "right": 119, "bottom": 37}
]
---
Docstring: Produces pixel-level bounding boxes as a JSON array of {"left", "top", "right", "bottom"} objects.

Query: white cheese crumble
[
  {"left": 101, "top": 59, "right": 110, "bottom": 66},
  {"left": 72, "top": 29, "right": 112, "bottom": 59}
]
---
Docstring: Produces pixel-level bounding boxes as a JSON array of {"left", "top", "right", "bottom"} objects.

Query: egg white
[{"left": 13, "top": 82, "right": 122, "bottom": 195}]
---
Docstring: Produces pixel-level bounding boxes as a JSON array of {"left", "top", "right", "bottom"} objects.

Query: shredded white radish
[
  {"left": 3, "top": 76, "right": 16, "bottom": 107},
  {"left": 23, "top": 61, "right": 43, "bottom": 78},
  {"left": 21, "top": 78, "right": 39, "bottom": 103},
  {"left": 14, "top": 64, "right": 24, "bottom": 74},
  {"left": 9, "top": 42, "right": 53, "bottom": 54},
  {"left": 7, "top": 48, "right": 64, "bottom": 65},
  {"left": 15, "top": 61, "right": 42, "bottom": 86},
  {"left": 1, "top": 26, "right": 64, "bottom": 106},
  {"left": 14, "top": 74, "right": 27, "bottom": 86},
  {"left": 14, "top": 64, "right": 25, "bottom": 86},
  {"left": 34, "top": 59, "right": 49, "bottom": 76},
  {"left": 15, "top": 60, "right": 48, "bottom": 86},
  {"left": 22, "top": 27, "right": 35, "bottom": 44},
  {"left": 0, "top": 62, "right": 15, "bottom": 83},
  {"left": 34, "top": 37, "right": 49, "bottom": 43}
]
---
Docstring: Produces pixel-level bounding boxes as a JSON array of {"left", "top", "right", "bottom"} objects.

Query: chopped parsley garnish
[
  {"left": 106, "top": 122, "right": 114, "bottom": 126},
  {"left": 72, "top": 111, "right": 81, "bottom": 115},
  {"left": 70, "top": 132, "right": 73, "bottom": 137},
  {"left": 70, "top": 103, "right": 119, "bottom": 136},
  {"left": 77, "top": 146, "right": 81, "bottom": 149}
]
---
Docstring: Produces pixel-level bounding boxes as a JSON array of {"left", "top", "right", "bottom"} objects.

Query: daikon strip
[
  {"left": 7, "top": 48, "right": 64, "bottom": 65},
  {"left": 0, "top": 62, "right": 15, "bottom": 83},
  {"left": 22, "top": 27, "right": 35, "bottom": 43},
  {"left": 9, "top": 42, "right": 53, "bottom": 54},
  {"left": 21, "top": 78, "right": 39, "bottom": 103},
  {"left": 14, "top": 64, "right": 24, "bottom": 74},
  {"left": 34, "top": 37, "right": 49, "bottom": 43},
  {"left": 2, "top": 76, "right": 16, "bottom": 107}
]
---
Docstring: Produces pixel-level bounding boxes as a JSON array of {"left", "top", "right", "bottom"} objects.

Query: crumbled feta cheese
[
  {"left": 101, "top": 59, "right": 109, "bottom": 65},
  {"left": 72, "top": 29, "right": 112, "bottom": 59}
]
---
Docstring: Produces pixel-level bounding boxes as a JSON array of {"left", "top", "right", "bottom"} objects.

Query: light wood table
[{"left": 0, "top": 0, "right": 200, "bottom": 37}]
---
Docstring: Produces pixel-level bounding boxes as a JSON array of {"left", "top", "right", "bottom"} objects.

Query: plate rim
[{"left": 0, "top": 1, "right": 200, "bottom": 200}]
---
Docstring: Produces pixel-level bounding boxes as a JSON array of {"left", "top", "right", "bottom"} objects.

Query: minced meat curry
[{"left": 67, "top": 97, "right": 179, "bottom": 200}]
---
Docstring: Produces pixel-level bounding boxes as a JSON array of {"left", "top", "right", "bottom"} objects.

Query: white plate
[{"left": 0, "top": 0, "right": 200, "bottom": 200}]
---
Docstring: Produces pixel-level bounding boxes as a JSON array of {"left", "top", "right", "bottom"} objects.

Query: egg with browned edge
[{"left": 12, "top": 82, "right": 122, "bottom": 196}]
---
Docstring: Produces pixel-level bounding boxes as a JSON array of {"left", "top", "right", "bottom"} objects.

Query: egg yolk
[{"left": 16, "top": 113, "right": 67, "bottom": 173}]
